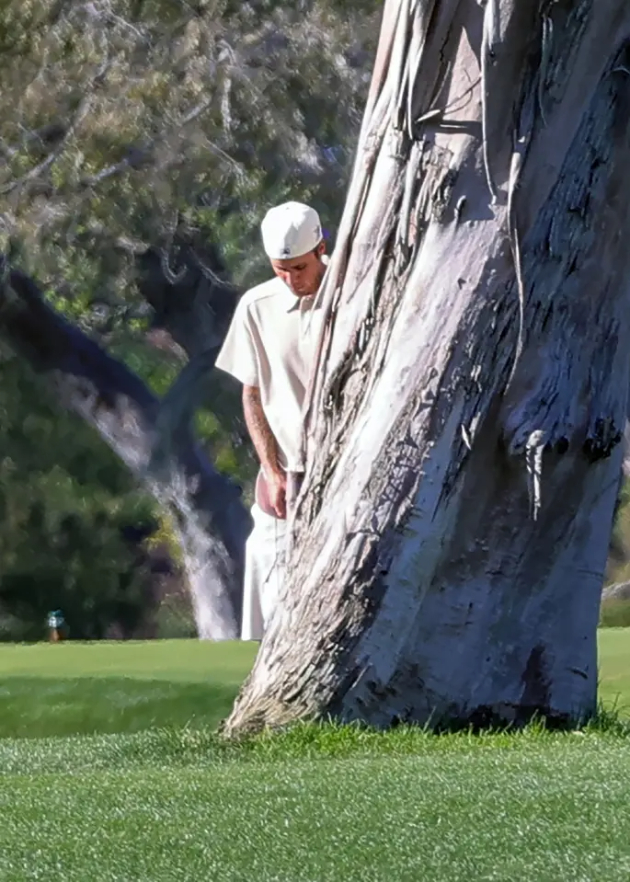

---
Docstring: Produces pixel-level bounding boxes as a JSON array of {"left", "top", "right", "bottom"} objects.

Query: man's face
[{"left": 270, "top": 242, "right": 326, "bottom": 297}]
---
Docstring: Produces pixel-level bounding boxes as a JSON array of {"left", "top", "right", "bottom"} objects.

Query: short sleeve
[{"left": 215, "top": 296, "right": 260, "bottom": 387}]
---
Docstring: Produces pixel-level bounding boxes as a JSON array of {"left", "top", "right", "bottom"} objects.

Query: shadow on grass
[{"left": 0, "top": 677, "right": 241, "bottom": 739}]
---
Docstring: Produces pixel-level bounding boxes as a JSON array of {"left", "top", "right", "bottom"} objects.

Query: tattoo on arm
[{"left": 242, "top": 385, "right": 281, "bottom": 477}]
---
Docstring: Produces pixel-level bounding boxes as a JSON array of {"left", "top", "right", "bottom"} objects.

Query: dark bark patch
[
  {"left": 555, "top": 436, "right": 569, "bottom": 455},
  {"left": 520, "top": 644, "right": 551, "bottom": 711},
  {"left": 583, "top": 419, "right": 623, "bottom": 462},
  {"left": 460, "top": 704, "right": 574, "bottom": 732},
  {"left": 431, "top": 168, "right": 458, "bottom": 223}
]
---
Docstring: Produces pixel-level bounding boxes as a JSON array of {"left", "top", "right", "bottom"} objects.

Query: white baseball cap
[{"left": 261, "top": 201, "right": 323, "bottom": 260}]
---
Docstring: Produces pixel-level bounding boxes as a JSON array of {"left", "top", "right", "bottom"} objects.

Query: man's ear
[{"left": 316, "top": 240, "right": 326, "bottom": 257}]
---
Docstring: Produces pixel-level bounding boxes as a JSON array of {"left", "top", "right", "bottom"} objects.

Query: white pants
[{"left": 241, "top": 503, "right": 287, "bottom": 641}]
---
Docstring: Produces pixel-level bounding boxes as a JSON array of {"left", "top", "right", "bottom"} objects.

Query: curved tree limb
[{"left": 0, "top": 257, "right": 250, "bottom": 639}]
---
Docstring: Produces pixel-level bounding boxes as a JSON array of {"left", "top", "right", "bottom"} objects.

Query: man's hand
[
  {"left": 243, "top": 385, "right": 287, "bottom": 518},
  {"left": 265, "top": 469, "right": 287, "bottom": 519}
]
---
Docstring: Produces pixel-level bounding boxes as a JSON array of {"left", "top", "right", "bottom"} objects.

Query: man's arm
[{"left": 242, "top": 385, "right": 287, "bottom": 518}]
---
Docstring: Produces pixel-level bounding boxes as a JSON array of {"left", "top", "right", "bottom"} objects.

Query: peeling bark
[
  {"left": 0, "top": 260, "right": 250, "bottom": 639},
  {"left": 224, "top": 0, "right": 630, "bottom": 734}
]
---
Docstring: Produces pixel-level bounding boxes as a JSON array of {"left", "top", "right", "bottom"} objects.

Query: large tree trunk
[
  {"left": 225, "top": 0, "right": 630, "bottom": 733},
  {"left": 0, "top": 261, "right": 250, "bottom": 639}
]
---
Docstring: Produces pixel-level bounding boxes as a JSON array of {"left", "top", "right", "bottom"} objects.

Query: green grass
[
  {"left": 0, "top": 638, "right": 255, "bottom": 681},
  {"left": 595, "top": 628, "right": 630, "bottom": 715},
  {"left": 0, "top": 632, "right": 627, "bottom": 739},
  {"left": 0, "top": 634, "right": 629, "bottom": 881},
  {"left": 0, "top": 640, "right": 256, "bottom": 738},
  {"left": 1, "top": 724, "right": 630, "bottom": 881}
]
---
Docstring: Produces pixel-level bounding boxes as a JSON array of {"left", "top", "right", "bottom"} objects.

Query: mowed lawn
[
  {"left": 0, "top": 630, "right": 628, "bottom": 739},
  {"left": 0, "top": 639, "right": 256, "bottom": 738},
  {"left": 0, "top": 632, "right": 629, "bottom": 881}
]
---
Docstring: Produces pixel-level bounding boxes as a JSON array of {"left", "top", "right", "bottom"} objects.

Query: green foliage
[
  {"left": 607, "top": 480, "right": 630, "bottom": 584},
  {"left": 0, "top": 351, "right": 158, "bottom": 640},
  {"left": 153, "top": 594, "right": 198, "bottom": 639},
  {"left": 603, "top": 480, "right": 630, "bottom": 626},
  {"left": 601, "top": 601, "right": 630, "bottom": 629},
  {"left": 0, "top": 0, "right": 379, "bottom": 312},
  {"left": 0, "top": 0, "right": 377, "bottom": 639},
  {"left": 107, "top": 330, "right": 255, "bottom": 490}
]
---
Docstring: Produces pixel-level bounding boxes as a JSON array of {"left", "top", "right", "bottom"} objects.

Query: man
[{"left": 215, "top": 201, "right": 329, "bottom": 640}]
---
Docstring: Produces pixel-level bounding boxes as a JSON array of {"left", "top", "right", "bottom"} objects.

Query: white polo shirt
[{"left": 215, "top": 271, "right": 326, "bottom": 472}]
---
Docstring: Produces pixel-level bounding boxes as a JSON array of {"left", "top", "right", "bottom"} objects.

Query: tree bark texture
[
  {"left": 225, "top": 0, "right": 630, "bottom": 733},
  {"left": 0, "top": 261, "right": 250, "bottom": 639}
]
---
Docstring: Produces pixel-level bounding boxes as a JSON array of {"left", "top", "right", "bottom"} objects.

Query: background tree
[
  {"left": 0, "top": 350, "right": 157, "bottom": 641},
  {"left": 0, "top": 260, "right": 250, "bottom": 638},
  {"left": 0, "top": 0, "right": 380, "bottom": 638},
  {"left": 225, "top": 0, "right": 630, "bottom": 733}
]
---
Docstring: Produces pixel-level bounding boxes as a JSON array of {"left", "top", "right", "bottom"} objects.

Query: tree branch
[
  {"left": 136, "top": 236, "right": 238, "bottom": 358},
  {"left": 134, "top": 234, "right": 251, "bottom": 452},
  {"left": 0, "top": 257, "right": 249, "bottom": 639},
  {"left": 1, "top": 58, "right": 112, "bottom": 196}
]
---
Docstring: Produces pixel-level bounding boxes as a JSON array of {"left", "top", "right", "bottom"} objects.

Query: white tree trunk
[{"left": 224, "top": 0, "right": 630, "bottom": 734}]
